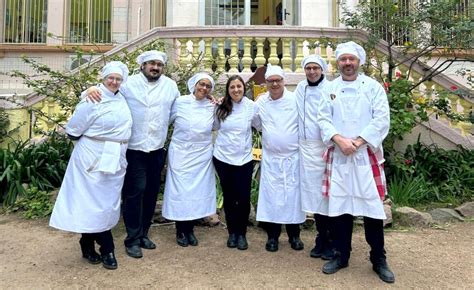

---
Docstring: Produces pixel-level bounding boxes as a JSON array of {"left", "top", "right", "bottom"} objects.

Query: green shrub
[
  {"left": 386, "top": 138, "right": 474, "bottom": 207},
  {"left": 10, "top": 187, "right": 54, "bottom": 219},
  {"left": 387, "top": 174, "right": 431, "bottom": 206},
  {"left": 0, "top": 131, "right": 73, "bottom": 206}
]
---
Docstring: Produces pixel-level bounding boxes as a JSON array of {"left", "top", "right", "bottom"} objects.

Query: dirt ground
[{"left": 0, "top": 213, "right": 473, "bottom": 289}]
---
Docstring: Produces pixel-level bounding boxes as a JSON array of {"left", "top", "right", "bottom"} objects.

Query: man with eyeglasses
[
  {"left": 84, "top": 50, "right": 180, "bottom": 259},
  {"left": 317, "top": 41, "right": 394, "bottom": 283},
  {"left": 295, "top": 54, "right": 335, "bottom": 261},
  {"left": 253, "top": 64, "right": 305, "bottom": 253}
]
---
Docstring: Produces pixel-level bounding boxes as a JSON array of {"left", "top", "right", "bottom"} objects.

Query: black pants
[
  {"left": 262, "top": 222, "right": 301, "bottom": 240},
  {"left": 80, "top": 230, "right": 114, "bottom": 255},
  {"left": 122, "top": 148, "right": 166, "bottom": 247},
  {"left": 332, "top": 214, "right": 386, "bottom": 264},
  {"left": 175, "top": 220, "right": 196, "bottom": 234},
  {"left": 213, "top": 157, "right": 253, "bottom": 236},
  {"left": 314, "top": 213, "right": 332, "bottom": 246}
]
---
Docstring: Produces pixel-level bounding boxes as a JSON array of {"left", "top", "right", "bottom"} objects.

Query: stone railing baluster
[
  {"left": 254, "top": 37, "right": 266, "bottom": 68},
  {"left": 281, "top": 38, "right": 292, "bottom": 72},
  {"left": 228, "top": 38, "right": 240, "bottom": 73},
  {"left": 241, "top": 37, "right": 253, "bottom": 73},
  {"left": 268, "top": 38, "right": 279, "bottom": 66}
]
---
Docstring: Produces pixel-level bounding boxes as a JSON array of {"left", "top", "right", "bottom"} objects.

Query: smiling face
[
  {"left": 227, "top": 78, "right": 245, "bottom": 103},
  {"left": 265, "top": 75, "right": 285, "bottom": 100},
  {"left": 103, "top": 73, "right": 123, "bottom": 93},
  {"left": 141, "top": 60, "right": 164, "bottom": 82},
  {"left": 193, "top": 78, "right": 212, "bottom": 100},
  {"left": 304, "top": 63, "right": 323, "bottom": 83},
  {"left": 337, "top": 54, "right": 360, "bottom": 81}
]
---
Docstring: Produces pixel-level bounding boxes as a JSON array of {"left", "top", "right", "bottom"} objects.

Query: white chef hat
[
  {"left": 265, "top": 63, "right": 286, "bottom": 80},
  {"left": 335, "top": 41, "right": 366, "bottom": 65},
  {"left": 301, "top": 54, "right": 328, "bottom": 72},
  {"left": 101, "top": 61, "right": 129, "bottom": 82},
  {"left": 136, "top": 50, "right": 168, "bottom": 65},
  {"left": 187, "top": 72, "right": 215, "bottom": 94}
]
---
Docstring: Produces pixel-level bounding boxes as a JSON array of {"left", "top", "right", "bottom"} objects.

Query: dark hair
[{"left": 216, "top": 75, "right": 246, "bottom": 122}]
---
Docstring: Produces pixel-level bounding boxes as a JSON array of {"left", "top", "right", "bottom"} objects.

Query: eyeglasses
[
  {"left": 266, "top": 78, "right": 283, "bottom": 85},
  {"left": 106, "top": 76, "right": 123, "bottom": 83},
  {"left": 197, "top": 81, "right": 212, "bottom": 89},
  {"left": 305, "top": 66, "right": 322, "bottom": 71}
]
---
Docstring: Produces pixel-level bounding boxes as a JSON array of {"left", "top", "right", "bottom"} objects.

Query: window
[
  {"left": 205, "top": 0, "right": 246, "bottom": 25},
  {"left": 151, "top": 0, "right": 167, "bottom": 27},
  {"left": 370, "top": 0, "right": 411, "bottom": 46},
  {"left": 2, "top": 0, "right": 47, "bottom": 43},
  {"left": 67, "top": 0, "right": 111, "bottom": 44},
  {"left": 431, "top": 0, "right": 471, "bottom": 47}
]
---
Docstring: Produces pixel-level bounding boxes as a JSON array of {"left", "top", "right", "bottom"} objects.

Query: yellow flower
[{"left": 415, "top": 96, "right": 426, "bottom": 105}]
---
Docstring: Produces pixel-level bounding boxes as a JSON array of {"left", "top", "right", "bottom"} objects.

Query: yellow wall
[{"left": 1, "top": 108, "right": 30, "bottom": 148}]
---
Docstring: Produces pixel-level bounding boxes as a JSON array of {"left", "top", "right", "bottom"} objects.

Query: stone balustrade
[{"left": 2, "top": 26, "right": 472, "bottom": 145}]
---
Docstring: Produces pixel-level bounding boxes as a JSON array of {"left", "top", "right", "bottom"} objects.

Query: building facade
[{"left": 0, "top": 0, "right": 347, "bottom": 94}]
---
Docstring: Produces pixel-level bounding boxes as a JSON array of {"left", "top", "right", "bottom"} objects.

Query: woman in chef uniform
[
  {"left": 162, "top": 72, "right": 217, "bottom": 247},
  {"left": 50, "top": 61, "right": 132, "bottom": 270},
  {"left": 213, "top": 75, "right": 257, "bottom": 250}
]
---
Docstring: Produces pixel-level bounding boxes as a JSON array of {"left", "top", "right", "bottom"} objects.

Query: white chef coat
[
  {"left": 162, "top": 94, "right": 217, "bottom": 221},
  {"left": 50, "top": 84, "right": 132, "bottom": 233},
  {"left": 213, "top": 97, "right": 257, "bottom": 165},
  {"left": 121, "top": 73, "right": 180, "bottom": 152},
  {"left": 253, "top": 89, "right": 306, "bottom": 224},
  {"left": 295, "top": 78, "right": 330, "bottom": 215},
  {"left": 317, "top": 73, "right": 390, "bottom": 219}
]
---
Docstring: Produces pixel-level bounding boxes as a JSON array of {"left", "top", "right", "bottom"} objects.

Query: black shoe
[
  {"left": 237, "top": 235, "right": 248, "bottom": 250},
  {"left": 79, "top": 240, "right": 101, "bottom": 264},
  {"left": 265, "top": 238, "right": 279, "bottom": 252},
  {"left": 82, "top": 250, "right": 101, "bottom": 264},
  {"left": 140, "top": 237, "right": 156, "bottom": 249},
  {"left": 101, "top": 252, "right": 118, "bottom": 270},
  {"left": 176, "top": 233, "right": 189, "bottom": 247},
  {"left": 321, "top": 247, "right": 336, "bottom": 260},
  {"left": 289, "top": 237, "right": 304, "bottom": 251},
  {"left": 310, "top": 244, "right": 324, "bottom": 258},
  {"left": 322, "top": 257, "right": 348, "bottom": 274},
  {"left": 310, "top": 243, "right": 335, "bottom": 259},
  {"left": 125, "top": 245, "right": 143, "bottom": 258},
  {"left": 227, "top": 233, "right": 237, "bottom": 248},
  {"left": 187, "top": 232, "right": 198, "bottom": 246},
  {"left": 373, "top": 260, "right": 395, "bottom": 283}
]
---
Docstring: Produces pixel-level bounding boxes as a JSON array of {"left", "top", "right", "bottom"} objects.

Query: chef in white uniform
[
  {"left": 253, "top": 64, "right": 306, "bottom": 252},
  {"left": 83, "top": 50, "right": 180, "bottom": 259},
  {"left": 50, "top": 61, "right": 132, "bottom": 270},
  {"left": 213, "top": 75, "right": 257, "bottom": 251},
  {"left": 295, "top": 54, "right": 334, "bottom": 260},
  {"left": 162, "top": 72, "right": 217, "bottom": 248},
  {"left": 317, "top": 41, "right": 395, "bottom": 283}
]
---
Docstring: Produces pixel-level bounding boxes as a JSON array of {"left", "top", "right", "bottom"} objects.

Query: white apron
[
  {"left": 50, "top": 87, "right": 132, "bottom": 233},
  {"left": 299, "top": 139, "right": 329, "bottom": 215},
  {"left": 257, "top": 151, "right": 305, "bottom": 224},
  {"left": 323, "top": 77, "right": 386, "bottom": 219},
  {"left": 162, "top": 95, "right": 216, "bottom": 221}
]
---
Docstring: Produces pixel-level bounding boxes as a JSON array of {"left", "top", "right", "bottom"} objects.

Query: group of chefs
[{"left": 49, "top": 41, "right": 395, "bottom": 283}]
